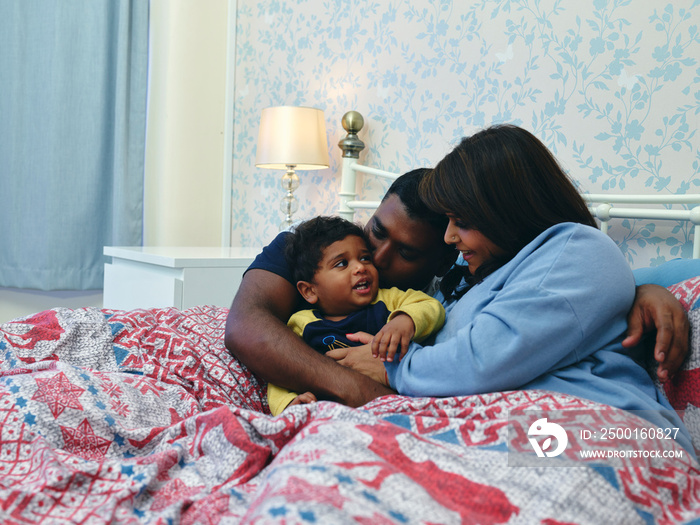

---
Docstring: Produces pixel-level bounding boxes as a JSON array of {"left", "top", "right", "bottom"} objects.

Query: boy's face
[{"left": 298, "top": 234, "right": 380, "bottom": 318}]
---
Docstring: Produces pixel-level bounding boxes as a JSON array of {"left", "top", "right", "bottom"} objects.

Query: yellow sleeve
[
  {"left": 287, "top": 308, "right": 320, "bottom": 337},
  {"left": 267, "top": 383, "right": 301, "bottom": 416},
  {"left": 267, "top": 309, "right": 321, "bottom": 416},
  {"left": 375, "top": 287, "right": 445, "bottom": 342}
]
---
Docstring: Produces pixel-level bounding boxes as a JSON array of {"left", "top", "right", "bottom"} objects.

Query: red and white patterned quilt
[{"left": 1, "top": 304, "right": 700, "bottom": 524}]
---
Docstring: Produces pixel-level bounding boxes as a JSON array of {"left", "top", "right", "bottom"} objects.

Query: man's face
[{"left": 364, "top": 194, "right": 454, "bottom": 291}]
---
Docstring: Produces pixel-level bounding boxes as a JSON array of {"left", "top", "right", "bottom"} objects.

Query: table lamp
[{"left": 255, "top": 106, "right": 330, "bottom": 230}]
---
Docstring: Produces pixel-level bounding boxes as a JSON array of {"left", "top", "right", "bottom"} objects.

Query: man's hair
[
  {"left": 285, "top": 216, "right": 367, "bottom": 283},
  {"left": 383, "top": 168, "right": 449, "bottom": 234}
]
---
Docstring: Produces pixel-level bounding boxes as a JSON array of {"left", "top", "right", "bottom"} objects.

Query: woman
[{"left": 360, "top": 124, "right": 692, "bottom": 453}]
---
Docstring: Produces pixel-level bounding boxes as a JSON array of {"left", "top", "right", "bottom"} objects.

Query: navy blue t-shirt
[
  {"left": 246, "top": 231, "right": 294, "bottom": 284},
  {"left": 246, "top": 231, "right": 313, "bottom": 308},
  {"left": 300, "top": 303, "right": 392, "bottom": 353}
]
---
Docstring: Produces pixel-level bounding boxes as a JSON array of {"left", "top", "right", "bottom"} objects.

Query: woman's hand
[
  {"left": 326, "top": 332, "right": 390, "bottom": 386},
  {"left": 622, "top": 284, "right": 689, "bottom": 382}
]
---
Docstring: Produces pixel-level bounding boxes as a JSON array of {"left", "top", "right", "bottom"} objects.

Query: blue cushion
[{"left": 633, "top": 258, "right": 700, "bottom": 287}]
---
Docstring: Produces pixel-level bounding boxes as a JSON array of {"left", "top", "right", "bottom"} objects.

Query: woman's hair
[{"left": 420, "top": 124, "right": 597, "bottom": 298}]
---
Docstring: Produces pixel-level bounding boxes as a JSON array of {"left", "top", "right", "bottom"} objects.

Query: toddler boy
[{"left": 268, "top": 216, "right": 445, "bottom": 414}]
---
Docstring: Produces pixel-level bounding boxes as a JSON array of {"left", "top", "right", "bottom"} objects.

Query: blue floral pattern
[{"left": 232, "top": 0, "right": 700, "bottom": 267}]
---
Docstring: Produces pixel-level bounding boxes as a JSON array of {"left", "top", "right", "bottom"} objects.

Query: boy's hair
[{"left": 285, "top": 216, "right": 367, "bottom": 283}]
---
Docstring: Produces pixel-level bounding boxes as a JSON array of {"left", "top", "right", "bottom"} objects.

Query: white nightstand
[{"left": 103, "top": 246, "right": 262, "bottom": 310}]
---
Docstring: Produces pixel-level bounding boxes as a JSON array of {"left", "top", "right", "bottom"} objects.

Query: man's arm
[
  {"left": 224, "top": 269, "right": 394, "bottom": 407},
  {"left": 623, "top": 284, "right": 689, "bottom": 382}
]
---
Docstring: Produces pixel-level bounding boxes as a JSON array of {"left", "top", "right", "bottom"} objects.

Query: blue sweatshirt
[{"left": 386, "top": 223, "right": 693, "bottom": 452}]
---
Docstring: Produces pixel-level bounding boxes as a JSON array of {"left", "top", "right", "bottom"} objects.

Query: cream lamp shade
[
  {"left": 255, "top": 106, "right": 330, "bottom": 230},
  {"left": 255, "top": 106, "right": 330, "bottom": 169}
]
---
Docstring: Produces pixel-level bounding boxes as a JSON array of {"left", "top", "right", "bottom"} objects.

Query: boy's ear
[
  {"left": 435, "top": 247, "right": 459, "bottom": 277},
  {"left": 296, "top": 281, "right": 319, "bottom": 304}
]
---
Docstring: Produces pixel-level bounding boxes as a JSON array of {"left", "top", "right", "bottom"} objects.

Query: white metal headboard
[{"left": 337, "top": 110, "right": 700, "bottom": 259}]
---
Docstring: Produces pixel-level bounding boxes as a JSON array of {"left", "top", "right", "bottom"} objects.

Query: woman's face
[{"left": 444, "top": 216, "right": 505, "bottom": 273}]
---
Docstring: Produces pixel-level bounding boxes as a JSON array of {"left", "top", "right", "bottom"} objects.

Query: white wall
[
  {"left": 144, "top": 0, "right": 231, "bottom": 246},
  {"left": 1, "top": 0, "right": 234, "bottom": 323}
]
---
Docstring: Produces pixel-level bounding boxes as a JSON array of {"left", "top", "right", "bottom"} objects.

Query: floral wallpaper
[{"left": 231, "top": 0, "right": 700, "bottom": 268}]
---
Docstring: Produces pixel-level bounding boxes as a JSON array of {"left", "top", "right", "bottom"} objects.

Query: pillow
[
  {"left": 667, "top": 276, "right": 700, "bottom": 311},
  {"left": 661, "top": 275, "right": 700, "bottom": 453},
  {"left": 634, "top": 258, "right": 700, "bottom": 288}
]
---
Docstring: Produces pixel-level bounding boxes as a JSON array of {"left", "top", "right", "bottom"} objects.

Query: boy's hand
[
  {"left": 287, "top": 391, "right": 317, "bottom": 409},
  {"left": 371, "top": 314, "right": 415, "bottom": 363}
]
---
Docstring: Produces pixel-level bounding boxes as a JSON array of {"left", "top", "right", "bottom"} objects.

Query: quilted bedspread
[{"left": 1, "top": 304, "right": 700, "bottom": 524}]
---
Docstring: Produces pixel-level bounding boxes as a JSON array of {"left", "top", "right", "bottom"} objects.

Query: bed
[{"left": 3, "top": 112, "right": 700, "bottom": 524}]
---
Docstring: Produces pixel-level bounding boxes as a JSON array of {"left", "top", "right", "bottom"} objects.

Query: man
[{"left": 224, "top": 170, "right": 689, "bottom": 407}]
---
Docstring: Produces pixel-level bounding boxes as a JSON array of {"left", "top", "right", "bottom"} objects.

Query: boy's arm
[
  {"left": 267, "top": 383, "right": 302, "bottom": 416},
  {"left": 379, "top": 287, "right": 446, "bottom": 341},
  {"left": 287, "top": 309, "right": 317, "bottom": 338},
  {"left": 372, "top": 314, "right": 416, "bottom": 362},
  {"left": 224, "top": 269, "right": 394, "bottom": 406}
]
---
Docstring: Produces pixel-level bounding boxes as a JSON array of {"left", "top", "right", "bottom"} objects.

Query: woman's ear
[{"left": 297, "top": 281, "right": 319, "bottom": 304}]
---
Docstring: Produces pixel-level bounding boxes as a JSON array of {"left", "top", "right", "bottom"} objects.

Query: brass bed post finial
[{"left": 338, "top": 111, "right": 365, "bottom": 158}]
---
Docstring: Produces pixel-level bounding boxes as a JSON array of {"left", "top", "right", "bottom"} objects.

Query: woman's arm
[
  {"left": 386, "top": 225, "right": 636, "bottom": 397},
  {"left": 386, "top": 288, "right": 599, "bottom": 396},
  {"left": 337, "top": 283, "right": 691, "bottom": 387},
  {"left": 224, "top": 269, "right": 394, "bottom": 407}
]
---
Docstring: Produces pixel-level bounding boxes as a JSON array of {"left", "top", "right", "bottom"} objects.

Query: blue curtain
[{"left": 0, "top": 0, "right": 148, "bottom": 290}]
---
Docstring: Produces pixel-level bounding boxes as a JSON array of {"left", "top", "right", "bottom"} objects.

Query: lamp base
[{"left": 280, "top": 165, "right": 300, "bottom": 231}]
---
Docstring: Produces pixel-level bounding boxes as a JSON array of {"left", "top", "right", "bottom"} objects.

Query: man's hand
[
  {"left": 371, "top": 314, "right": 415, "bottom": 362},
  {"left": 622, "top": 284, "right": 689, "bottom": 382},
  {"left": 328, "top": 332, "right": 393, "bottom": 387}
]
